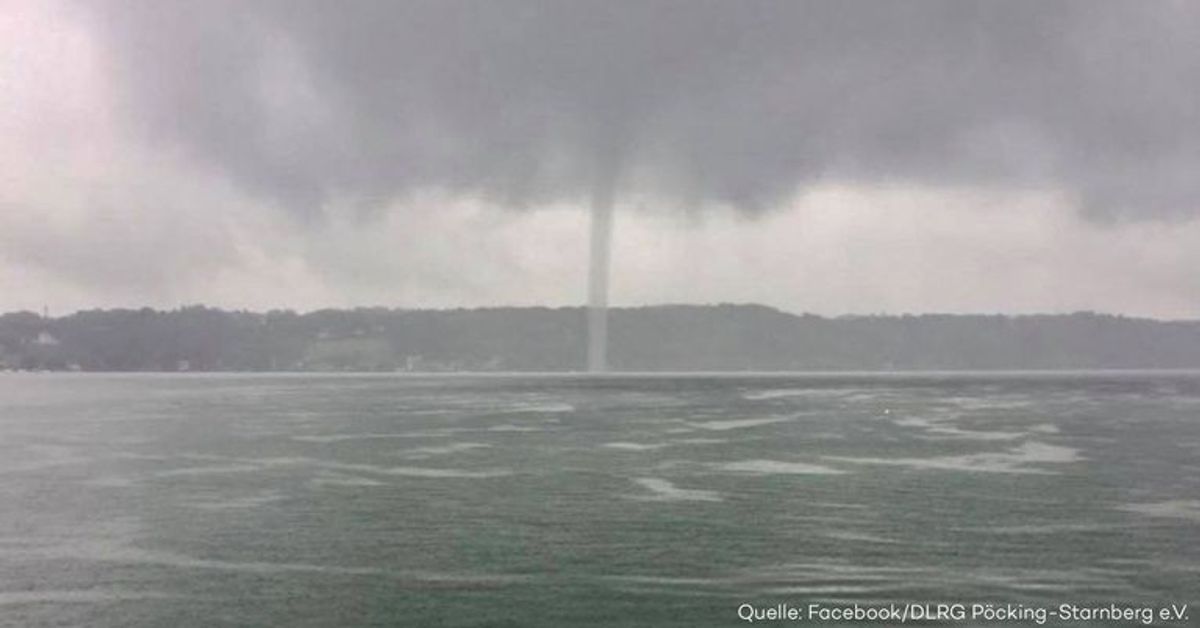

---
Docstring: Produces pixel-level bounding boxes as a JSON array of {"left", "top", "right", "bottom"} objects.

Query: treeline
[{"left": 1, "top": 304, "right": 1198, "bottom": 372}]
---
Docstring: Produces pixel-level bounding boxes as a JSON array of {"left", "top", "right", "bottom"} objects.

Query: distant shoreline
[
  {"left": 5, "top": 304, "right": 1200, "bottom": 372},
  {"left": 6, "top": 369, "right": 1200, "bottom": 378}
]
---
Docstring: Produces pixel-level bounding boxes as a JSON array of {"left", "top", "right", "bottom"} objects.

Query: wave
[
  {"left": 486, "top": 424, "right": 550, "bottom": 432},
  {"left": 401, "top": 442, "right": 491, "bottom": 458},
  {"left": 292, "top": 433, "right": 437, "bottom": 443},
  {"left": 670, "top": 437, "right": 729, "bottom": 445},
  {"left": 155, "top": 463, "right": 264, "bottom": 478},
  {"left": 0, "top": 445, "right": 91, "bottom": 475},
  {"left": 1118, "top": 499, "right": 1200, "bottom": 522},
  {"left": 186, "top": 492, "right": 287, "bottom": 510},
  {"left": 0, "top": 589, "right": 180, "bottom": 606},
  {"left": 690, "top": 416, "right": 792, "bottom": 431},
  {"left": 306, "top": 459, "right": 510, "bottom": 478},
  {"left": 149, "top": 455, "right": 510, "bottom": 480},
  {"left": 630, "top": 477, "right": 721, "bottom": 502},
  {"left": 981, "top": 522, "right": 1120, "bottom": 535},
  {"left": 494, "top": 402, "right": 575, "bottom": 414},
  {"left": 4, "top": 539, "right": 525, "bottom": 587},
  {"left": 741, "top": 389, "right": 824, "bottom": 401},
  {"left": 309, "top": 472, "right": 388, "bottom": 487},
  {"left": 891, "top": 416, "right": 1027, "bottom": 441},
  {"left": 820, "top": 531, "right": 898, "bottom": 544},
  {"left": 603, "top": 442, "right": 669, "bottom": 451},
  {"left": 827, "top": 441, "right": 1082, "bottom": 474},
  {"left": 716, "top": 460, "right": 845, "bottom": 475}
]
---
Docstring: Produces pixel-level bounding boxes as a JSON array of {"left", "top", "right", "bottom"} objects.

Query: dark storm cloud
[{"left": 79, "top": 0, "right": 1200, "bottom": 218}]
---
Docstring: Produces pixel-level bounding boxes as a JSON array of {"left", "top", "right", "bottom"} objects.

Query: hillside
[{"left": 2, "top": 304, "right": 1198, "bottom": 372}]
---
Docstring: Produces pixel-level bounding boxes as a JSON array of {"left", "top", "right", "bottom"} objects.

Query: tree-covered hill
[{"left": 2, "top": 304, "right": 1198, "bottom": 372}]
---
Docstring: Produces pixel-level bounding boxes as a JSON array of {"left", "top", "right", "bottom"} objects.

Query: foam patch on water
[
  {"left": 148, "top": 455, "right": 510, "bottom": 480},
  {"left": 309, "top": 472, "right": 388, "bottom": 487},
  {"left": 828, "top": 441, "right": 1082, "bottom": 474},
  {"left": 603, "top": 442, "right": 669, "bottom": 451},
  {"left": 691, "top": 416, "right": 792, "bottom": 432},
  {"left": 293, "top": 433, "right": 434, "bottom": 443},
  {"left": 983, "top": 522, "right": 1118, "bottom": 535},
  {"left": 377, "top": 466, "right": 508, "bottom": 478},
  {"left": 145, "top": 455, "right": 310, "bottom": 478},
  {"left": 401, "top": 443, "right": 490, "bottom": 458},
  {"left": 319, "top": 461, "right": 511, "bottom": 478},
  {"left": 809, "top": 501, "right": 870, "bottom": 510},
  {"left": 155, "top": 463, "right": 264, "bottom": 478},
  {"left": 630, "top": 478, "right": 721, "bottom": 502},
  {"left": 496, "top": 402, "right": 575, "bottom": 414},
  {"left": 741, "top": 389, "right": 826, "bottom": 401},
  {"left": 98, "top": 547, "right": 377, "bottom": 575},
  {"left": 0, "top": 445, "right": 91, "bottom": 474},
  {"left": 821, "top": 530, "right": 897, "bottom": 544},
  {"left": 892, "top": 417, "right": 932, "bottom": 428},
  {"left": 672, "top": 437, "right": 729, "bottom": 445},
  {"left": 763, "top": 583, "right": 907, "bottom": 596},
  {"left": 486, "top": 424, "right": 546, "bottom": 432},
  {"left": 716, "top": 460, "right": 845, "bottom": 475},
  {"left": 923, "top": 425, "right": 1028, "bottom": 441},
  {"left": 601, "top": 574, "right": 726, "bottom": 588},
  {"left": 0, "top": 589, "right": 180, "bottom": 606},
  {"left": 935, "top": 394, "right": 1039, "bottom": 411},
  {"left": 0, "top": 534, "right": 379, "bottom": 577},
  {"left": 601, "top": 563, "right": 920, "bottom": 598},
  {"left": 1118, "top": 500, "right": 1200, "bottom": 522},
  {"left": 892, "top": 416, "right": 1026, "bottom": 441},
  {"left": 187, "top": 493, "right": 287, "bottom": 510},
  {"left": 739, "top": 561, "right": 1125, "bottom": 596}
]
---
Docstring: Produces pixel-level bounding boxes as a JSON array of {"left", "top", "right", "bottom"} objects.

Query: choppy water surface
[{"left": 0, "top": 373, "right": 1196, "bottom": 627}]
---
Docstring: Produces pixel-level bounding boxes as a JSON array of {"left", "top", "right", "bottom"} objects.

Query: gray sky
[{"left": 2, "top": 0, "right": 1199, "bottom": 318}]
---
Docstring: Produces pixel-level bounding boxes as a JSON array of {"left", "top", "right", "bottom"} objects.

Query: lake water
[{"left": 0, "top": 373, "right": 1197, "bottom": 626}]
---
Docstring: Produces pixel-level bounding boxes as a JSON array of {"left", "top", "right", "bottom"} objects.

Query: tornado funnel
[{"left": 586, "top": 184, "right": 615, "bottom": 372}]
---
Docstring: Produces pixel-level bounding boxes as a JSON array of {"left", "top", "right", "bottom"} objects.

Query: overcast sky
[{"left": 2, "top": 0, "right": 1198, "bottom": 318}]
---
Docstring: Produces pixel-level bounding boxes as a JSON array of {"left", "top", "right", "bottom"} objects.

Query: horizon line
[{"left": 5, "top": 302, "right": 1199, "bottom": 324}]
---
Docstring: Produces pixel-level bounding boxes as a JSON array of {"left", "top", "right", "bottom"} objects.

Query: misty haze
[{"left": 1, "top": 1, "right": 1198, "bottom": 627}]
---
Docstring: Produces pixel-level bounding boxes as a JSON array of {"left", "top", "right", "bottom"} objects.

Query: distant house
[{"left": 34, "top": 331, "right": 60, "bottom": 346}]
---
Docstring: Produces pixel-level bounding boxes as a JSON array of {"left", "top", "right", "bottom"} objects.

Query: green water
[{"left": 0, "top": 373, "right": 1196, "bottom": 626}]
